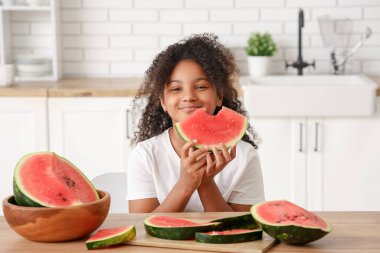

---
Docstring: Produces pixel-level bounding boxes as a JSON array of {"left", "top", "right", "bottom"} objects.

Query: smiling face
[{"left": 160, "top": 59, "right": 223, "bottom": 125}]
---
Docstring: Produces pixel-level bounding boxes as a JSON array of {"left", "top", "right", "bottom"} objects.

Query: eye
[
  {"left": 196, "top": 84, "right": 208, "bottom": 90},
  {"left": 169, "top": 86, "right": 181, "bottom": 93}
]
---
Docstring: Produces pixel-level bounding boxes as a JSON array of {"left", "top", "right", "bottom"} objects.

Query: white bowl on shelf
[
  {"left": 16, "top": 63, "right": 51, "bottom": 72},
  {"left": 15, "top": 54, "right": 51, "bottom": 65}
]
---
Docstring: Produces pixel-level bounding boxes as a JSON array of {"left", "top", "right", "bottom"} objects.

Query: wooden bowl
[{"left": 2, "top": 190, "right": 110, "bottom": 242}]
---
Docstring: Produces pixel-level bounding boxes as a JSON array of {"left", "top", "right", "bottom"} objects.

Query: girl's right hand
[{"left": 178, "top": 140, "right": 208, "bottom": 194}]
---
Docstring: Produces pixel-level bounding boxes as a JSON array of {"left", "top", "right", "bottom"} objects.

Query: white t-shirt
[{"left": 126, "top": 129, "right": 265, "bottom": 212}]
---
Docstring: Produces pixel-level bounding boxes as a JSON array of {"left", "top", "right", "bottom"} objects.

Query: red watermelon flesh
[
  {"left": 255, "top": 200, "right": 328, "bottom": 229},
  {"left": 87, "top": 226, "right": 134, "bottom": 241},
  {"left": 147, "top": 215, "right": 208, "bottom": 227},
  {"left": 13, "top": 152, "right": 99, "bottom": 207},
  {"left": 206, "top": 229, "right": 256, "bottom": 235},
  {"left": 175, "top": 107, "right": 248, "bottom": 149},
  {"left": 85, "top": 225, "right": 136, "bottom": 250}
]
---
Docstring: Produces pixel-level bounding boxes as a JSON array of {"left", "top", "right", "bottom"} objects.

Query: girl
[{"left": 127, "top": 33, "right": 264, "bottom": 213}]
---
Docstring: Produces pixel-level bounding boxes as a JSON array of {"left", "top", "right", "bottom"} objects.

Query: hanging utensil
[{"left": 337, "top": 26, "right": 372, "bottom": 66}]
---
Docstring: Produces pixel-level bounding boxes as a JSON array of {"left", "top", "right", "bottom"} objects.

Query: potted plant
[{"left": 245, "top": 32, "right": 277, "bottom": 78}]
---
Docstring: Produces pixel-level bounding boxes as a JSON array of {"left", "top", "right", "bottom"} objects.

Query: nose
[{"left": 182, "top": 87, "right": 197, "bottom": 102}]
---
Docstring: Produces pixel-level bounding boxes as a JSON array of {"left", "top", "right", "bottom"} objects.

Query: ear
[
  {"left": 160, "top": 97, "right": 167, "bottom": 112},
  {"left": 216, "top": 94, "right": 223, "bottom": 107}
]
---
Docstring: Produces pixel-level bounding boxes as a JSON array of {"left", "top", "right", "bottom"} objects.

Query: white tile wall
[{"left": 8, "top": 0, "right": 380, "bottom": 77}]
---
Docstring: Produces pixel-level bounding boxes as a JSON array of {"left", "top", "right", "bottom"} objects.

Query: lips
[{"left": 179, "top": 105, "right": 202, "bottom": 112}]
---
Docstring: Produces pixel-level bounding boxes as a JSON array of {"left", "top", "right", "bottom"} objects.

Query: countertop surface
[
  {"left": 0, "top": 78, "right": 143, "bottom": 97},
  {"left": 1, "top": 211, "right": 379, "bottom": 253},
  {"left": 0, "top": 76, "right": 378, "bottom": 97}
]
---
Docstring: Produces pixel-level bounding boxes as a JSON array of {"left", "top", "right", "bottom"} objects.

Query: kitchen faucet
[{"left": 286, "top": 9, "right": 315, "bottom": 75}]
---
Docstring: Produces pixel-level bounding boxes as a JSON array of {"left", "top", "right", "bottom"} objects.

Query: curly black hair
[{"left": 131, "top": 33, "right": 258, "bottom": 149}]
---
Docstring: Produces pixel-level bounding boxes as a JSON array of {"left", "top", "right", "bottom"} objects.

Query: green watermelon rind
[
  {"left": 85, "top": 226, "right": 136, "bottom": 250},
  {"left": 250, "top": 202, "right": 333, "bottom": 245},
  {"left": 144, "top": 215, "right": 221, "bottom": 240},
  {"left": 211, "top": 213, "right": 259, "bottom": 230},
  {"left": 175, "top": 107, "right": 248, "bottom": 149},
  {"left": 195, "top": 229, "right": 263, "bottom": 244},
  {"left": 259, "top": 223, "right": 329, "bottom": 245},
  {"left": 13, "top": 152, "right": 100, "bottom": 207}
]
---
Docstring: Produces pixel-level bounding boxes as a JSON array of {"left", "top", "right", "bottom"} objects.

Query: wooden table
[{"left": 1, "top": 212, "right": 379, "bottom": 253}]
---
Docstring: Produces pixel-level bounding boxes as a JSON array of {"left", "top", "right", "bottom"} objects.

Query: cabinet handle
[
  {"left": 126, "top": 109, "right": 130, "bottom": 139},
  {"left": 299, "top": 123, "right": 303, "bottom": 152},
  {"left": 314, "top": 122, "right": 319, "bottom": 152}
]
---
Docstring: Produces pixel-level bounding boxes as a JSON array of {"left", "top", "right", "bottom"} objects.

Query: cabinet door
[
  {"left": 0, "top": 97, "right": 48, "bottom": 214},
  {"left": 48, "top": 97, "right": 134, "bottom": 180},
  {"left": 251, "top": 118, "right": 307, "bottom": 207},
  {"left": 311, "top": 117, "right": 380, "bottom": 211}
]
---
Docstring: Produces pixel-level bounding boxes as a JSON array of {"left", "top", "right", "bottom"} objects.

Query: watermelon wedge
[
  {"left": 195, "top": 229, "right": 262, "bottom": 244},
  {"left": 211, "top": 213, "right": 259, "bottom": 230},
  {"left": 85, "top": 225, "right": 136, "bottom": 250},
  {"left": 251, "top": 200, "right": 332, "bottom": 244},
  {"left": 175, "top": 107, "right": 248, "bottom": 149},
  {"left": 144, "top": 215, "right": 221, "bottom": 240},
  {"left": 13, "top": 152, "right": 99, "bottom": 207}
]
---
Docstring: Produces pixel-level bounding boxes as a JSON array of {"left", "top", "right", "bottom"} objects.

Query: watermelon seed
[
  {"left": 57, "top": 193, "right": 67, "bottom": 202},
  {"left": 63, "top": 176, "right": 76, "bottom": 188}
]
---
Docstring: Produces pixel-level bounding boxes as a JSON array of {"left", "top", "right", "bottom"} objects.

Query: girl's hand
[
  {"left": 202, "top": 144, "right": 237, "bottom": 185},
  {"left": 178, "top": 140, "right": 209, "bottom": 194}
]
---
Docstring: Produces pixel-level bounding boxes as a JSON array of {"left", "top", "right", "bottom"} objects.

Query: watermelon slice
[
  {"left": 211, "top": 213, "right": 259, "bottom": 230},
  {"left": 251, "top": 200, "right": 333, "bottom": 244},
  {"left": 13, "top": 152, "right": 99, "bottom": 207},
  {"left": 85, "top": 225, "right": 136, "bottom": 250},
  {"left": 195, "top": 229, "right": 262, "bottom": 244},
  {"left": 144, "top": 215, "right": 221, "bottom": 240},
  {"left": 175, "top": 106, "right": 248, "bottom": 149}
]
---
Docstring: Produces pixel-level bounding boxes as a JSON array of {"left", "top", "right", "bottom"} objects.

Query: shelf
[
  {"left": 15, "top": 75, "right": 55, "bottom": 82},
  {"left": 0, "top": 5, "right": 51, "bottom": 11},
  {"left": 0, "top": 0, "right": 61, "bottom": 81}
]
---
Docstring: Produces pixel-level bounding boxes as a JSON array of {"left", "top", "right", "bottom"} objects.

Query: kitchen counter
[
  {"left": 48, "top": 78, "right": 143, "bottom": 97},
  {"left": 0, "top": 78, "right": 143, "bottom": 97},
  {"left": 2, "top": 76, "right": 377, "bottom": 97},
  {"left": 1, "top": 211, "right": 379, "bottom": 253}
]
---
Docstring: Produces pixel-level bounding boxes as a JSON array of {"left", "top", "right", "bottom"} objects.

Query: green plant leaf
[{"left": 245, "top": 32, "right": 277, "bottom": 56}]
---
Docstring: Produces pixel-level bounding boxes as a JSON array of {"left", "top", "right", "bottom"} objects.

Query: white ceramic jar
[{"left": 0, "top": 64, "right": 15, "bottom": 87}]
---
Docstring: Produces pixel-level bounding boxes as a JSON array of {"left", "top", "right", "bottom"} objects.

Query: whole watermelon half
[
  {"left": 85, "top": 225, "right": 136, "bottom": 250},
  {"left": 251, "top": 200, "right": 332, "bottom": 245},
  {"left": 175, "top": 107, "right": 248, "bottom": 149},
  {"left": 13, "top": 152, "right": 100, "bottom": 207}
]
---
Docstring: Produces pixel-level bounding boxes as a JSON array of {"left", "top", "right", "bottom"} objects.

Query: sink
[{"left": 241, "top": 75, "right": 378, "bottom": 117}]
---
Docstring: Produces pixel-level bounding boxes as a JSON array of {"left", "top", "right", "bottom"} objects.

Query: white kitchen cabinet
[
  {"left": 251, "top": 103, "right": 380, "bottom": 211},
  {"left": 308, "top": 117, "right": 380, "bottom": 211},
  {"left": 48, "top": 97, "right": 136, "bottom": 181},
  {"left": 0, "top": 97, "right": 48, "bottom": 214},
  {"left": 251, "top": 118, "right": 307, "bottom": 208}
]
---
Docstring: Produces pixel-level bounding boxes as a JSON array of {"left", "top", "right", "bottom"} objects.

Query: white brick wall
[{"left": 8, "top": 0, "right": 380, "bottom": 77}]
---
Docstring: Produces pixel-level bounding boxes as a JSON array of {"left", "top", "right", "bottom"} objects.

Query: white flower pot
[{"left": 247, "top": 56, "right": 271, "bottom": 78}]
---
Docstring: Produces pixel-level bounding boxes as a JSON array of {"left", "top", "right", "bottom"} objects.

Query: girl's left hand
[{"left": 201, "top": 144, "right": 237, "bottom": 185}]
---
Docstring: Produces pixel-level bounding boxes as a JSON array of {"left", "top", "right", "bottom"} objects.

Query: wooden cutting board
[{"left": 124, "top": 220, "right": 277, "bottom": 253}]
